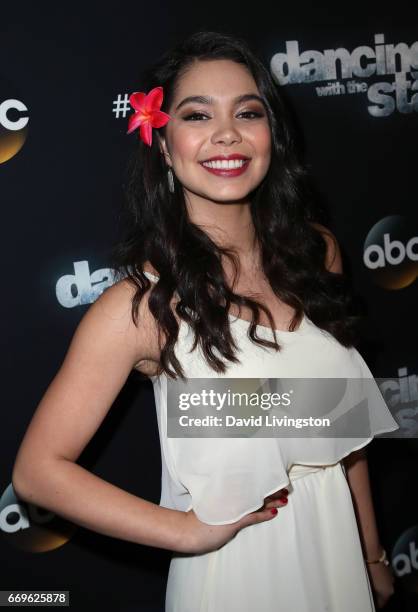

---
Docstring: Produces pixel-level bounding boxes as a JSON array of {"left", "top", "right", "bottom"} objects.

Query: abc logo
[
  {"left": 392, "top": 525, "right": 418, "bottom": 595},
  {"left": 0, "top": 76, "right": 29, "bottom": 164},
  {"left": 0, "top": 483, "right": 76, "bottom": 552},
  {"left": 363, "top": 215, "right": 418, "bottom": 289}
]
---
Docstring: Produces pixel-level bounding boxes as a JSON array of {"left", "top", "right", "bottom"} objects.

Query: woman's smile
[{"left": 199, "top": 158, "right": 251, "bottom": 177}]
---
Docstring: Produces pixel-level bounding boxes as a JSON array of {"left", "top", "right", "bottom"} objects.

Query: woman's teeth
[{"left": 202, "top": 159, "right": 247, "bottom": 169}]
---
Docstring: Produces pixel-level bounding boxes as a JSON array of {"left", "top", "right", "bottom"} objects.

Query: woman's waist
[{"left": 288, "top": 461, "right": 341, "bottom": 481}]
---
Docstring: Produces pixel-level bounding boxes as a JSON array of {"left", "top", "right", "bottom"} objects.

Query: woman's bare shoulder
[
  {"left": 309, "top": 222, "right": 343, "bottom": 273},
  {"left": 95, "top": 275, "right": 162, "bottom": 371}
]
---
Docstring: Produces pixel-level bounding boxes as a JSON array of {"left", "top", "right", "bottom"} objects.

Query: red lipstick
[{"left": 199, "top": 154, "right": 251, "bottom": 177}]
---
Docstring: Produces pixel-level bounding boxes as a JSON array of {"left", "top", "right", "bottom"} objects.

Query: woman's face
[{"left": 159, "top": 59, "right": 272, "bottom": 204}]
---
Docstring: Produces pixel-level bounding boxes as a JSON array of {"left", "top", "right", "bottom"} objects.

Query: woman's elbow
[{"left": 11, "top": 454, "right": 52, "bottom": 501}]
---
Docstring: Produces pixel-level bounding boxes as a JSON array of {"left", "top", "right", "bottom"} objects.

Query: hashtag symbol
[{"left": 112, "top": 93, "right": 131, "bottom": 119}]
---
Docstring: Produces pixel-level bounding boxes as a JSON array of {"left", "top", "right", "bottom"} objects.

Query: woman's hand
[
  {"left": 178, "top": 488, "right": 289, "bottom": 555},
  {"left": 367, "top": 561, "right": 396, "bottom": 609},
  {"left": 258, "top": 488, "right": 289, "bottom": 511}
]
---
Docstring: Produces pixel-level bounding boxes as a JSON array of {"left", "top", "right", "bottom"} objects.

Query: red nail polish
[
  {"left": 271, "top": 508, "right": 278, "bottom": 515},
  {"left": 281, "top": 497, "right": 288, "bottom": 504}
]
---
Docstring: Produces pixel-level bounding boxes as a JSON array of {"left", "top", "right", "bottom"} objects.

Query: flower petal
[
  {"left": 129, "top": 92, "right": 146, "bottom": 111},
  {"left": 150, "top": 110, "right": 171, "bottom": 128},
  {"left": 127, "top": 112, "right": 144, "bottom": 134},
  {"left": 140, "top": 121, "right": 153, "bottom": 146},
  {"left": 145, "top": 86, "right": 163, "bottom": 112}
]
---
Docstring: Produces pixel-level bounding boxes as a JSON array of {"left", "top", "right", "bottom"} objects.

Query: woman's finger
[
  {"left": 264, "top": 495, "right": 288, "bottom": 509},
  {"left": 254, "top": 488, "right": 290, "bottom": 512},
  {"left": 241, "top": 505, "right": 283, "bottom": 528},
  {"left": 267, "top": 488, "right": 289, "bottom": 500}
]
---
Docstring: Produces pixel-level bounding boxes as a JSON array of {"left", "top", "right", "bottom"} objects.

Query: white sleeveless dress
[{"left": 143, "top": 271, "right": 399, "bottom": 612}]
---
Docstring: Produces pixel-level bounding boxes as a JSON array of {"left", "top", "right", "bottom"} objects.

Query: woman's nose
[{"left": 210, "top": 122, "right": 242, "bottom": 146}]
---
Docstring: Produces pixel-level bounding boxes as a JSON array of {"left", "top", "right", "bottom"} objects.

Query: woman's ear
[{"left": 158, "top": 134, "right": 172, "bottom": 167}]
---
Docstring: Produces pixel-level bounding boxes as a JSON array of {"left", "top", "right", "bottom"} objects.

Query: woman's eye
[
  {"left": 239, "top": 111, "right": 264, "bottom": 119},
  {"left": 183, "top": 112, "right": 209, "bottom": 121}
]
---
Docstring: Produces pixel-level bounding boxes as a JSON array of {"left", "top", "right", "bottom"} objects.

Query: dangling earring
[{"left": 167, "top": 167, "right": 174, "bottom": 193}]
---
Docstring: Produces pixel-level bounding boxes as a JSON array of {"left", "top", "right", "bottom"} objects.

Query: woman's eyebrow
[{"left": 175, "top": 93, "right": 264, "bottom": 111}]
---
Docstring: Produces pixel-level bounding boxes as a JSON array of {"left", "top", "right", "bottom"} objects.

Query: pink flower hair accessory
[{"left": 127, "top": 86, "right": 171, "bottom": 147}]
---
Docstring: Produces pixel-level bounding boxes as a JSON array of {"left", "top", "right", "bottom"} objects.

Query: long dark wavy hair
[{"left": 110, "top": 30, "right": 364, "bottom": 380}]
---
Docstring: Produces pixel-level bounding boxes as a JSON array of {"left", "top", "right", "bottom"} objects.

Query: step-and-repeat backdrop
[{"left": 1, "top": 6, "right": 417, "bottom": 611}]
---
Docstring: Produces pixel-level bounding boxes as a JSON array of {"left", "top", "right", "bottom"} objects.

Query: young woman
[{"left": 12, "top": 31, "right": 398, "bottom": 611}]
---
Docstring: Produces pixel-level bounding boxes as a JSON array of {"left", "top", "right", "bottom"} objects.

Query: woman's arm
[
  {"left": 313, "top": 222, "right": 395, "bottom": 607},
  {"left": 342, "top": 447, "right": 383, "bottom": 559},
  {"left": 12, "top": 278, "right": 281, "bottom": 554},
  {"left": 11, "top": 280, "right": 184, "bottom": 551},
  {"left": 312, "top": 222, "right": 384, "bottom": 555}
]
